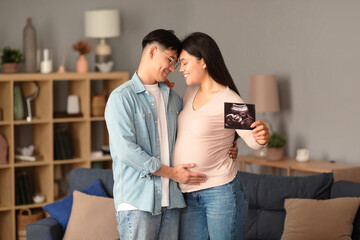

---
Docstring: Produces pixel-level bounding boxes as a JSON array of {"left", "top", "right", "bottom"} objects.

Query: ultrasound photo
[{"left": 224, "top": 103, "right": 255, "bottom": 130}]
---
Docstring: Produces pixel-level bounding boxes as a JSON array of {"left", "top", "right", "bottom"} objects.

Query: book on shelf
[
  {"left": 61, "top": 128, "right": 73, "bottom": 159},
  {"left": 54, "top": 130, "right": 62, "bottom": 160},
  {"left": 15, "top": 174, "right": 21, "bottom": 205},
  {"left": 22, "top": 172, "right": 32, "bottom": 204},
  {"left": 54, "top": 128, "right": 73, "bottom": 160},
  {"left": 15, "top": 171, "right": 33, "bottom": 205},
  {"left": 15, "top": 155, "right": 42, "bottom": 162}
]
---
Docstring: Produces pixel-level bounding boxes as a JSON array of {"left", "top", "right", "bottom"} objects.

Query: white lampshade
[
  {"left": 249, "top": 75, "right": 280, "bottom": 113},
  {"left": 85, "top": 9, "right": 120, "bottom": 38}
]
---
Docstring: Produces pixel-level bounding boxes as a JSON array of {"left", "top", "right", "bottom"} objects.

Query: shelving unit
[{"left": 0, "top": 72, "right": 128, "bottom": 240}]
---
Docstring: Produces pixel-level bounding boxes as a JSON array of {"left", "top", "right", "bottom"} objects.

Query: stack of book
[
  {"left": 54, "top": 128, "right": 73, "bottom": 160},
  {"left": 15, "top": 171, "right": 33, "bottom": 205}
]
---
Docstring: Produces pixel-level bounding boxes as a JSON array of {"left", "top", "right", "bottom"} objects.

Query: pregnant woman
[{"left": 173, "top": 32, "right": 269, "bottom": 240}]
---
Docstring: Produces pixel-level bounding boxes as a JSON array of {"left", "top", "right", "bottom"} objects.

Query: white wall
[{"left": 1, "top": 0, "right": 359, "bottom": 164}]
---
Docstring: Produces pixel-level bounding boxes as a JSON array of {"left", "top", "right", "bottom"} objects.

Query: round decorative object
[{"left": 22, "top": 82, "right": 39, "bottom": 121}]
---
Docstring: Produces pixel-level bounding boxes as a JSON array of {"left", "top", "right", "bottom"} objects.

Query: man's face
[{"left": 154, "top": 47, "right": 178, "bottom": 83}]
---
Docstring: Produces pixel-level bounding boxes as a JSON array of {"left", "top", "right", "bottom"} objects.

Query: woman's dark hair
[
  {"left": 181, "top": 32, "right": 240, "bottom": 96},
  {"left": 142, "top": 29, "right": 181, "bottom": 57}
]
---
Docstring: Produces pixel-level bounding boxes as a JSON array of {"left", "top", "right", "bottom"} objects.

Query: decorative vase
[
  {"left": 76, "top": 55, "right": 88, "bottom": 73},
  {"left": 266, "top": 147, "right": 285, "bottom": 161},
  {"left": 2, "top": 63, "right": 18, "bottom": 73},
  {"left": 23, "top": 18, "right": 37, "bottom": 72},
  {"left": 14, "top": 85, "right": 25, "bottom": 120}
]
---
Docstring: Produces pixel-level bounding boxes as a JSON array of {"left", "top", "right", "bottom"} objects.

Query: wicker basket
[{"left": 17, "top": 208, "right": 44, "bottom": 240}]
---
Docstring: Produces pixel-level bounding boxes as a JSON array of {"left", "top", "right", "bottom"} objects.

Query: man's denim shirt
[{"left": 105, "top": 73, "right": 186, "bottom": 215}]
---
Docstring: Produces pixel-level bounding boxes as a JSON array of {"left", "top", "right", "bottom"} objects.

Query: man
[{"left": 105, "top": 29, "right": 208, "bottom": 240}]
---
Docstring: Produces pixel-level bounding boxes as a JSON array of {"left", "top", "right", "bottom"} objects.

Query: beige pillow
[
  {"left": 281, "top": 197, "right": 360, "bottom": 240},
  {"left": 63, "top": 191, "right": 119, "bottom": 240}
]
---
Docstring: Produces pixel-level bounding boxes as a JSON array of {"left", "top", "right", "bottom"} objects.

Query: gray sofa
[{"left": 27, "top": 168, "right": 360, "bottom": 240}]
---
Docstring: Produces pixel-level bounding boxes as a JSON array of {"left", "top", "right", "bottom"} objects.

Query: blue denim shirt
[{"left": 105, "top": 73, "right": 186, "bottom": 215}]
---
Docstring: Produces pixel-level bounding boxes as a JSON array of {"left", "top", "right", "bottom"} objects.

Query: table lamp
[
  {"left": 85, "top": 9, "right": 120, "bottom": 72},
  {"left": 249, "top": 75, "right": 280, "bottom": 156}
]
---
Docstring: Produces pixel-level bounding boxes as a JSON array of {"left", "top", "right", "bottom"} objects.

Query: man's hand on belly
[{"left": 153, "top": 164, "right": 207, "bottom": 185}]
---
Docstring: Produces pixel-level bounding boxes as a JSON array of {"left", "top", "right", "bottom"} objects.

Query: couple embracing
[{"left": 105, "top": 29, "right": 269, "bottom": 240}]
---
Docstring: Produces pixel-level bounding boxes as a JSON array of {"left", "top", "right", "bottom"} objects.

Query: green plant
[
  {"left": 1, "top": 47, "right": 24, "bottom": 65},
  {"left": 267, "top": 132, "right": 286, "bottom": 148}
]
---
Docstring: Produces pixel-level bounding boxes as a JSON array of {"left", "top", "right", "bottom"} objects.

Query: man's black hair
[{"left": 142, "top": 29, "right": 181, "bottom": 56}]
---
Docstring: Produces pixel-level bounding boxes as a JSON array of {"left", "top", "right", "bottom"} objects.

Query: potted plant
[
  {"left": 73, "top": 40, "right": 91, "bottom": 73},
  {"left": 1, "top": 47, "right": 24, "bottom": 73},
  {"left": 266, "top": 132, "right": 286, "bottom": 161}
]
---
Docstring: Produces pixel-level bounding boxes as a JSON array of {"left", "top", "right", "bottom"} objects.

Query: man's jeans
[
  {"left": 180, "top": 172, "right": 248, "bottom": 240},
  {"left": 116, "top": 208, "right": 181, "bottom": 240}
]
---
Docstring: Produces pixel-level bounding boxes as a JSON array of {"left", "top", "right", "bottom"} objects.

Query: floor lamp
[{"left": 249, "top": 75, "right": 280, "bottom": 157}]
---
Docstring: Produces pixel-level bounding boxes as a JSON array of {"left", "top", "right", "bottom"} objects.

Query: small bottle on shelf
[{"left": 40, "top": 49, "right": 52, "bottom": 74}]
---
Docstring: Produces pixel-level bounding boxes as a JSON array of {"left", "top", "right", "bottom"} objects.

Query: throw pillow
[
  {"left": 43, "top": 178, "right": 108, "bottom": 231},
  {"left": 281, "top": 197, "right": 360, "bottom": 240},
  {"left": 63, "top": 191, "right": 119, "bottom": 240},
  {"left": 238, "top": 171, "right": 333, "bottom": 239}
]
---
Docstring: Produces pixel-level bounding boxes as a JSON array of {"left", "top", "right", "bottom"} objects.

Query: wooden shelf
[
  {"left": 91, "top": 155, "right": 112, "bottom": 162},
  {"left": 14, "top": 161, "right": 50, "bottom": 167},
  {"left": 13, "top": 119, "right": 51, "bottom": 125},
  {"left": 53, "top": 159, "right": 87, "bottom": 165},
  {"left": 53, "top": 118, "right": 88, "bottom": 123},
  {"left": 90, "top": 117, "right": 105, "bottom": 122},
  {"left": 0, "top": 72, "right": 128, "bottom": 240},
  {"left": 237, "top": 155, "right": 360, "bottom": 182}
]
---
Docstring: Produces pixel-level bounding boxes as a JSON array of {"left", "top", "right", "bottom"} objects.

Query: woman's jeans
[{"left": 180, "top": 172, "right": 248, "bottom": 240}]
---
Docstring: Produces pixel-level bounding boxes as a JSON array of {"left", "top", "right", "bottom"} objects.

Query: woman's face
[{"left": 179, "top": 50, "right": 207, "bottom": 85}]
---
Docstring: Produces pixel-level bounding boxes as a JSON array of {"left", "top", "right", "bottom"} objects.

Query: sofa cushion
[
  {"left": 238, "top": 171, "right": 333, "bottom": 240},
  {"left": 63, "top": 191, "right": 119, "bottom": 240},
  {"left": 331, "top": 181, "right": 360, "bottom": 240},
  {"left": 26, "top": 217, "right": 64, "bottom": 240},
  {"left": 69, "top": 168, "right": 114, "bottom": 197},
  {"left": 43, "top": 178, "right": 109, "bottom": 231},
  {"left": 281, "top": 197, "right": 360, "bottom": 240}
]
